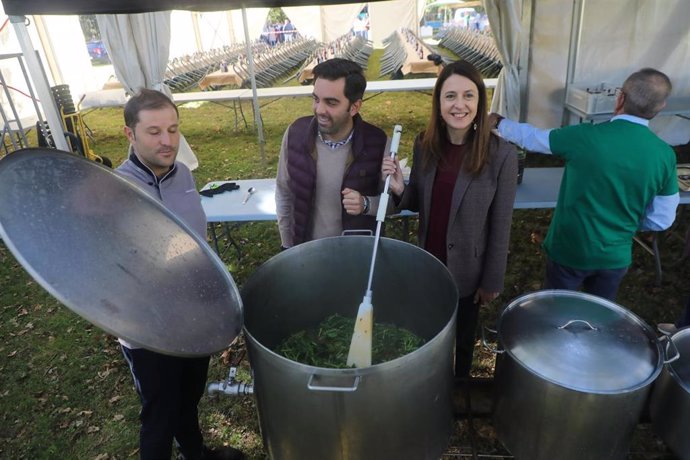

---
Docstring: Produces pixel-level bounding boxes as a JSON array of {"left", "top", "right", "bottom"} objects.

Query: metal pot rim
[{"left": 497, "top": 290, "right": 663, "bottom": 393}]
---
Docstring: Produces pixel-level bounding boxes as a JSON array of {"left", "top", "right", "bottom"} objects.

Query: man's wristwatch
[
  {"left": 361, "top": 195, "right": 370, "bottom": 214},
  {"left": 494, "top": 115, "right": 505, "bottom": 130}
]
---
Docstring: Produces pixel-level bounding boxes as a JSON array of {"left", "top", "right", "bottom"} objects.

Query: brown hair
[
  {"left": 420, "top": 60, "right": 491, "bottom": 175},
  {"left": 312, "top": 58, "right": 367, "bottom": 104},
  {"left": 124, "top": 88, "right": 179, "bottom": 129}
]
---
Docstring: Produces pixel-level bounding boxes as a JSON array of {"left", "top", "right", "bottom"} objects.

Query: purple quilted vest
[{"left": 287, "top": 114, "right": 387, "bottom": 245}]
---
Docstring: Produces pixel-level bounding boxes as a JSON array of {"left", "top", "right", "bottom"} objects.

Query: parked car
[{"left": 86, "top": 40, "right": 109, "bottom": 63}]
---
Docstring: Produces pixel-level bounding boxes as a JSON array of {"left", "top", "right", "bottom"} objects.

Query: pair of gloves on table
[{"left": 199, "top": 182, "right": 239, "bottom": 197}]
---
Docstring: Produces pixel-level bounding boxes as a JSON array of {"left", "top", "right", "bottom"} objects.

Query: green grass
[{"left": 1, "top": 50, "right": 688, "bottom": 458}]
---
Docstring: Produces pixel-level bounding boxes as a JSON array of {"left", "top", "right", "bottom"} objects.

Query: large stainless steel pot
[
  {"left": 490, "top": 290, "right": 664, "bottom": 460},
  {"left": 241, "top": 236, "right": 458, "bottom": 460},
  {"left": 650, "top": 327, "right": 689, "bottom": 459}
]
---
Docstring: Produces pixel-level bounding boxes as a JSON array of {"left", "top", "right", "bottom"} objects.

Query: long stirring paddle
[{"left": 347, "top": 124, "right": 403, "bottom": 368}]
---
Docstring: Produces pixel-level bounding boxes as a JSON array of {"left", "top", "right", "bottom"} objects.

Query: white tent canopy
[
  {"left": 2, "top": 0, "right": 689, "bottom": 150},
  {"left": 520, "top": 0, "right": 690, "bottom": 144}
]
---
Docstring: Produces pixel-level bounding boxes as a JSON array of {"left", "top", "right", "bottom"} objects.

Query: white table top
[
  {"left": 79, "top": 78, "right": 499, "bottom": 110},
  {"left": 201, "top": 178, "right": 276, "bottom": 222},
  {"left": 201, "top": 168, "right": 564, "bottom": 223},
  {"left": 201, "top": 168, "right": 690, "bottom": 222}
]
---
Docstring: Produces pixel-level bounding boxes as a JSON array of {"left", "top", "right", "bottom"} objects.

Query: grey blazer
[{"left": 399, "top": 134, "right": 518, "bottom": 297}]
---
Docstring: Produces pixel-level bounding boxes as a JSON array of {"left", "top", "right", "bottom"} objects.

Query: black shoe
[{"left": 202, "top": 445, "right": 246, "bottom": 460}]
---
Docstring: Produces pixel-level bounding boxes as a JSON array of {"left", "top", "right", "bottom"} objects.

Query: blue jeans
[{"left": 544, "top": 258, "right": 628, "bottom": 301}]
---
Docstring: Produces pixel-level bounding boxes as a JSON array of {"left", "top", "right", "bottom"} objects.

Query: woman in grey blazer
[{"left": 383, "top": 61, "right": 518, "bottom": 378}]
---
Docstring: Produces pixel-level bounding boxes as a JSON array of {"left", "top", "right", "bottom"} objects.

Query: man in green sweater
[{"left": 489, "top": 68, "right": 678, "bottom": 300}]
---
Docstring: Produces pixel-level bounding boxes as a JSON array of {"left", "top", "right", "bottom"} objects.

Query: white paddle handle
[{"left": 377, "top": 124, "right": 403, "bottom": 222}]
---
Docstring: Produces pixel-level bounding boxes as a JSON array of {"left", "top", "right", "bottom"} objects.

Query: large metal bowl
[{"left": 0, "top": 149, "right": 242, "bottom": 356}]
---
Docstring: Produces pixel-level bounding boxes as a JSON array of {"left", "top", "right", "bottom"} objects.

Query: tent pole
[
  {"left": 518, "top": 0, "right": 534, "bottom": 122},
  {"left": 242, "top": 6, "right": 266, "bottom": 165},
  {"left": 561, "top": 0, "right": 585, "bottom": 126},
  {"left": 10, "top": 16, "right": 69, "bottom": 152}
]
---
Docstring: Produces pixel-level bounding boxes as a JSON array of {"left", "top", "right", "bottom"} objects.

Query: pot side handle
[
  {"left": 660, "top": 335, "right": 681, "bottom": 365},
  {"left": 307, "top": 374, "right": 361, "bottom": 392},
  {"left": 481, "top": 325, "right": 504, "bottom": 354}
]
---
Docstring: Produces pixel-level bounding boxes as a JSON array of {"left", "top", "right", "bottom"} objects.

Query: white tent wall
[
  {"left": 34, "top": 16, "right": 94, "bottom": 94},
  {"left": 524, "top": 0, "right": 690, "bottom": 144},
  {"left": 169, "top": 9, "right": 267, "bottom": 58},
  {"left": 282, "top": 6, "right": 322, "bottom": 40},
  {"left": 169, "top": 11, "right": 200, "bottom": 56},
  {"left": 369, "top": 0, "right": 418, "bottom": 47},
  {"left": 197, "top": 11, "right": 233, "bottom": 49},
  {"left": 320, "top": 4, "right": 363, "bottom": 42},
  {"left": 283, "top": 4, "right": 363, "bottom": 43},
  {"left": 284, "top": 1, "right": 418, "bottom": 47},
  {"left": 229, "top": 8, "right": 269, "bottom": 42}
]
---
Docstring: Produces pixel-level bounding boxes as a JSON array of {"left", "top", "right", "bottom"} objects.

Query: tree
[
  {"left": 267, "top": 8, "right": 287, "bottom": 24},
  {"left": 78, "top": 15, "right": 100, "bottom": 41}
]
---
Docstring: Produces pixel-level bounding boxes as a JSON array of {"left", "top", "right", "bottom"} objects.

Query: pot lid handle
[{"left": 558, "top": 319, "right": 598, "bottom": 331}]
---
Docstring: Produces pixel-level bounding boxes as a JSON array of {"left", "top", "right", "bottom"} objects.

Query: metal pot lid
[
  {"left": 668, "top": 327, "right": 690, "bottom": 392},
  {"left": 0, "top": 149, "right": 242, "bottom": 357},
  {"left": 498, "top": 290, "right": 661, "bottom": 393}
]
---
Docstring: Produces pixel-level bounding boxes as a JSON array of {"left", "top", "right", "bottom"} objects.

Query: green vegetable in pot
[{"left": 275, "top": 314, "right": 425, "bottom": 368}]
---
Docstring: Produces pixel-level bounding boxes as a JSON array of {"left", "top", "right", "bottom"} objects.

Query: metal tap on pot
[{"left": 207, "top": 367, "right": 254, "bottom": 397}]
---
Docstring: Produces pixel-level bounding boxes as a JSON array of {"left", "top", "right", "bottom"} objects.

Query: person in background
[
  {"left": 658, "top": 298, "right": 690, "bottom": 334},
  {"left": 117, "top": 89, "right": 244, "bottom": 460},
  {"left": 382, "top": 60, "right": 518, "bottom": 378},
  {"left": 283, "top": 19, "right": 296, "bottom": 42},
  {"left": 489, "top": 67, "right": 678, "bottom": 302},
  {"left": 276, "top": 58, "right": 389, "bottom": 249}
]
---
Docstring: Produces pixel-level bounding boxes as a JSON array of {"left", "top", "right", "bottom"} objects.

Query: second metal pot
[
  {"left": 650, "top": 327, "right": 689, "bottom": 459},
  {"left": 490, "top": 290, "right": 665, "bottom": 460}
]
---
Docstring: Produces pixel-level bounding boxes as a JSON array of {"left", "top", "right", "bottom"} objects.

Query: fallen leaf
[
  {"left": 87, "top": 425, "right": 100, "bottom": 433},
  {"left": 113, "top": 414, "right": 125, "bottom": 421},
  {"left": 530, "top": 232, "right": 544, "bottom": 244}
]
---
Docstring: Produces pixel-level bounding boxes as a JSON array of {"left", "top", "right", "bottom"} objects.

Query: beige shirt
[{"left": 275, "top": 129, "right": 384, "bottom": 248}]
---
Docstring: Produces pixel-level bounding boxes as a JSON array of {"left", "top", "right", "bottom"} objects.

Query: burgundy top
[{"left": 425, "top": 140, "right": 466, "bottom": 263}]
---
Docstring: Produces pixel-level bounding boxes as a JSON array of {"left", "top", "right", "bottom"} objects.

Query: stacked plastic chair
[
  {"left": 437, "top": 28, "right": 502, "bottom": 77},
  {"left": 379, "top": 32, "right": 407, "bottom": 77},
  {"left": 164, "top": 44, "right": 246, "bottom": 92},
  {"left": 290, "top": 33, "right": 373, "bottom": 84},
  {"left": 231, "top": 38, "right": 319, "bottom": 89}
]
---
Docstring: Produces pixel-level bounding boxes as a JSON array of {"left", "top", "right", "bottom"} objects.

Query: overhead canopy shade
[{"left": 1, "top": 0, "right": 374, "bottom": 15}]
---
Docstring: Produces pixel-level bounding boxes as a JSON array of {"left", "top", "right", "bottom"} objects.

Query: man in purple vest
[{"left": 276, "top": 58, "right": 389, "bottom": 248}]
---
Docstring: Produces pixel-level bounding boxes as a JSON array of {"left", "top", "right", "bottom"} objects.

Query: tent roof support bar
[{"left": 10, "top": 15, "right": 68, "bottom": 152}]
